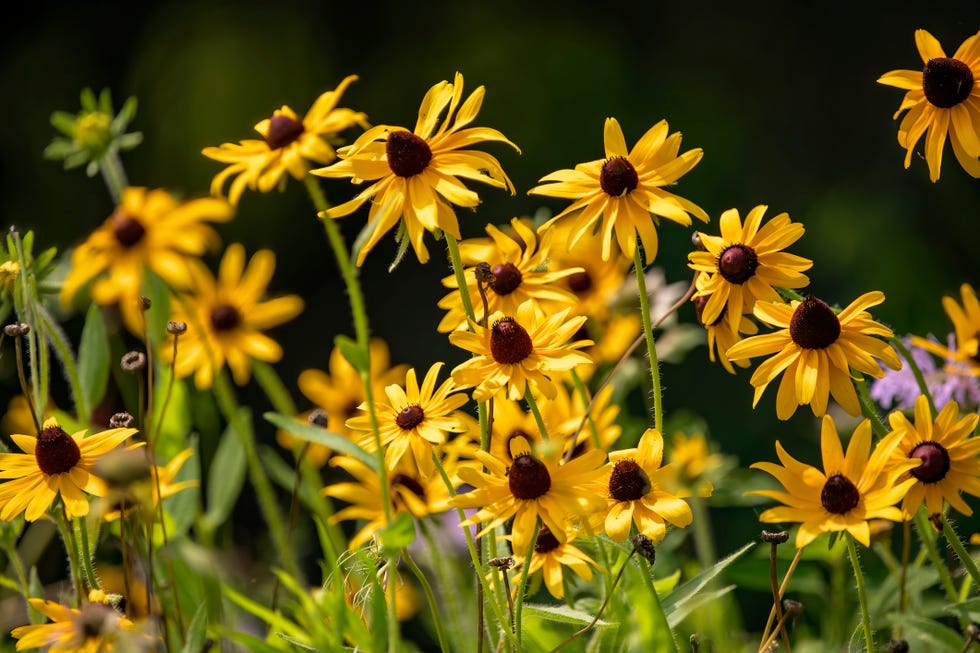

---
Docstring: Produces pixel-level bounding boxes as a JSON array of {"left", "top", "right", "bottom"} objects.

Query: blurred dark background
[{"left": 2, "top": 0, "right": 979, "bottom": 629}]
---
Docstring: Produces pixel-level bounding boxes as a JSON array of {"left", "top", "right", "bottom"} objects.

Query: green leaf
[
  {"left": 180, "top": 602, "right": 208, "bottom": 653},
  {"left": 202, "top": 409, "right": 248, "bottom": 529},
  {"left": 78, "top": 303, "right": 110, "bottom": 412},
  {"left": 140, "top": 266, "right": 171, "bottom": 347},
  {"left": 334, "top": 335, "right": 368, "bottom": 373},
  {"left": 886, "top": 613, "right": 963, "bottom": 650},
  {"left": 165, "top": 435, "right": 200, "bottom": 539},
  {"left": 224, "top": 585, "right": 310, "bottom": 643},
  {"left": 377, "top": 511, "right": 415, "bottom": 555},
  {"left": 523, "top": 603, "right": 614, "bottom": 627},
  {"left": 263, "top": 412, "right": 378, "bottom": 472},
  {"left": 661, "top": 541, "right": 755, "bottom": 627}
]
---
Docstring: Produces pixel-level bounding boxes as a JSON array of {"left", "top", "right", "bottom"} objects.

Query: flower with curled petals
[{"left": 911, "top": 283, "right": 980, "bottom": 377}]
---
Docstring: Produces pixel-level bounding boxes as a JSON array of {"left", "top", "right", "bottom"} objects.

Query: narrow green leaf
[
  {"left": 661, "top": 542, "right": 755, "bottom": 620},
  {"left": 203, "top": 409, "right": 248, "bottom": 528},
  {"left": 78, "top": 303, "right": 110, "bottom": 411},
  {"left": 263, "top": 412, "right": 377, "bottom": 472},
  {"left": 140, "top": 266, "right": 171, "bottom": 347},
  {"left": 179, "top": 602, "right": 208, "bottom": 653},
  {"left": 334, "top": 335, "right": 368, "bottom": 373},
  {"left": 523, "top": 603, "right": 614, "bottom": 627},
  {"left": 889, "top": 613, "right": 965, "bottom": 649},
  {"left": 223, "top": 586, "right": 309, "bottom": 643}
]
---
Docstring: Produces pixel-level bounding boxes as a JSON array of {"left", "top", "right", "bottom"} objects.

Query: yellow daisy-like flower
[
  {"left": 449, "top": 300, "right": 592, "bottom": 401},
  {"left": 100, "top": 448, "right": 198, "bottom": 522},
  {"left": 0, "top": 419, "right": 137, "bottom": 521},
  {"left": 346, "top": 362, "right": 469, "bottom": 476},
  {"left": 323, "top": 455, "right": 451, "bottom": 550},
  {"left": 887, "top": 394, "right": 980, "bottom": 517},
  {"left": 203, "top": 75, "right": 368, "bottom": 205},
  {"left": 277, "top": 339, "right": 408, "bottom": 467},
  {"left": 437, "top": 217, "right": 579, "bottom": 332},
  {"left": 61, "top": 186, "right": 232, "bottom": 334},
  {"left": 878, "top": 29, "right": 980, "bottom": 181},
  {"left": 165, "top": 243, "right": 304, "bottom": 389},
  {"left": 911, "top": 283, "right": 980, "bottom": 376},
  {"left": 598, "top": 428, "right": 692, "bottom": 542},
  {"left": 749, "top": 416, "right": 919, "bottom": 547},
  {"left": 726, "top": 292, "right": 901, "bottom": 420},
  {"left": 529, "top": 117, "right": 708, "bottom": 262},
  {"left": 11, "top": 594, "right": 135, "bottom": 652},
  {"left": 694, "top": 288, "right": 758, "bottom": 374},
  {"left": 312, "top": 72, "right": 519, "bottom": 266},
  {"left": 512, "top": 525, "right": 596, "bottom": 600},
  {"left": 456, "top": 443, "right": 606, "bottom": 554},
  {"left": 688, "top": 206, "right": 812, "bottom": 330}
]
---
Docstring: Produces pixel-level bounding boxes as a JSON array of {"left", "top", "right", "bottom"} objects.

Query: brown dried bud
[
  {"left": 109, "top": 412, "right": 134, "bottom": 429},
  {"left": 121, "top": 351, "right": 147, "bottom": 373},
  {"left": 166, "top": 321, "right": 187, "bottom": 336},
  {"left": 761, "top": 530, "right": 789, "bottom": 544},
  {"left": 308, "top": 409, "right": 329, "bottom": 428},
  {"left": 691, "top": 231, "right": 705, "bottom": 251},
  {"left": 488, "top": 556, "right": 515, "bottom": 570},
  {"left": 475, "top": 262, "right": 494, "bottom": 285},
  {"left": 782, "top": 598, "right": 804, "bottom": 617},
  {"left": 3, "top": 322, "right": 30, "bottom": 337},
  {"left": 138, "top": 296, "right": 152, "bottom": 311},
  {"left": 631, "top": 533, "right": 656, "bottom": 565}
]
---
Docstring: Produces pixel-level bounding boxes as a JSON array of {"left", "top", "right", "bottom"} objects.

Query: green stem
[
  {"left": 445, "top": 233, "right": 477, "bottom": 323},
  {"left": 633, "top": 246, "right": 663, "bottom": 432},
  {"left": 942, "top": 515, "right": 980, "bottom": 591},
  {"left": 525, "top": 389, "right": 550, "bottom": 441},
  {"left": 54, "top": 507, "right": 83, "bottom": 605},
  {"left": 846, "top": 533, "right": 875, "bottom": 653},
  {"left": 913, "top": 509, "right": 961, "bottom": 603},
  {"left": 252, "top": 360, "right": 298, "bottom": 417},
  {"left": 34, "top": 304, "right": 89, "bottom": 422},
  {"left": 855, "top": 376, "right": 888, "bottom": 438},
  {"left": 403, "top": 549, "right": 451, "bottom": 653},
  {"left": 76, "top": 516, "right": 101, "bottom": 591},
  {"left": 889, "top": 337, "right": 937, "bottom": 417},
  {"left": 513, "top": 524, "right": 540, "bottom": 650},
  {"left": 569, "top": 369, "right": 601, "bottom": 450},
  {"left": 99, "top": 150, "right": 128, "bottom": 203}
]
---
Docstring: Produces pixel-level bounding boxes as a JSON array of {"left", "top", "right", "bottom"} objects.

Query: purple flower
[{"left": 871, "top": 335, "right": 980, "bottom": 412}]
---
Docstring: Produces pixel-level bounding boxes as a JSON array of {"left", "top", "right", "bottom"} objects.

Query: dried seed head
[
  {"left": 121, "top": 351, "right": 146, "bottom": 373},
  {"left": 631, "top": 533, "right": 656, "bottom": 564},
  {"left": 782, "top": 598, "right": 804, "bottom": 617},
  {"left": 691, "top": 231, "right": 705, "bottom": 251},
  {"left": 789, "top": 297, "right": 841, "bottom": 350},
  {"left": 922, "top": 57, "right": 974, "bottom": 108},
  {"left": 489, "top": 317, "right": 533, "bottom": 365},
  {"left": 109, "top": 412, "right": 134, "bottom": 429},
  {"left": 138, "top": 296, "right": 152, "bottom": 311},
  {"left": 599, "top": 156, "right": 639, "bottom": 197},
  {"left": 3, "top": 322, "right": 30, "bottom": 337},
  {"left": 608, "top": 459, "right": 652, "bottom": 501},
  {"left": 308, "top": 408, "right": 329, "bottom": 428},
  {"left": 35, "top": 424, "right": 81, "bottom": 475},
  {"left": 820, "top": 473, "right": 859, "bottom": 514},
  {"left": 386, "top": 130, "right": 432, "bottom": 177},
  {"left": 264, "top": 113, "right": 305, "bottom": 149},
  {"left": 508, "top": 454, "right": 551, "bottom": 500},
  {"left": 474, "top": 262, "right": 495, "bottom": 285},
  {"left": 761, "top": 530, "right": 790, "bottom": 544},
  {"left": 909, "top": 442, "right": 950, "bottom": 483},
  {"left": 488, "top": 556, "right": 515, "bottom": 569},
  {"left": 166, "top": 321, "right": 187, "bottom": 336}
]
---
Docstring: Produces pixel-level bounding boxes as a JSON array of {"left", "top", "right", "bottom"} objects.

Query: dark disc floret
[
  {"left": 923, "top": 57, "right": 974, "bottom": 109},
  {"left": 490, "top": 317, "right": 533, "bottom": 364},
  {"left": 789, "top": 297, "right": 841, "bottom": 350},
  {"left": 609, "top": 459, "right": 652, "bottom": 502},
  {"left": 820, "top": 473, "right": 860, "bottom": 514},
  {"left": 111, "top": 210, "right": 146, "bottom": 248},
  {"left": 566, "top": 270, "right": 593, "bottom": 295},
  {"left": 718, "top": 244, "right": 759, "bottom": 284},
  {"left": 390, "top": 473, "right": 426, "bottom": 499},
  {"left": 35, "top": 424, "right": 82, "bottom": 476},
  {"left": 263, "top": 113, "right": 305, "bottom": 150},
  {"left": 599, "top": 156, "right": 639, "bottom": 197},
  {"left": 386, "top": 130, "right": 432, "bottom": 177},
  {"left": 909, "top": 441, "right": 950, "bottom": 484},
  {"left": 210, "top": 304, "right": 242, "bottom": 332},
  {"left": 534, "top": 525, "right": 561, "bottom": 554},
  {"left": 508, "top": 454, "right": 551, "bottom": 500},
  {"left": 694, "top": 295, "right": 724, "bottom": 327},
  {"left": 395, "top": 404, "right": 425, "bottom": 431},
  {"left": 490, "top": 263, "right": 523, "bottom": 295}
]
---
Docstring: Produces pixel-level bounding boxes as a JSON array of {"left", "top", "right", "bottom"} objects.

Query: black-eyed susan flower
[
  {"left": 726, "top": 292, "right": 901, "bottom": 420},
  {"left": 0, "top": 418, "right": 137, "bottom": 521},
  {"left": 203, "top": 75, "right": 368, "bottom": 205},
  {"left": 61, "top": 187, "right": 232, "bottom": 334},
  {"left": 323, "top": 455, "right": 452, "bottom": 549},
  {"left": 688, "top": 206, "right": 812, "bottom": 331},
  {"left": 512, "top": 525, "right": 596, "bottom": 599},
  {"left": 346, "top": 362, "right": 469, "bottom": 476},
  {"left": 449, "top": 300, "right": 591, "bottom": 401},
  {"left": 878, "top": 29, "right": 980, "bottom": 181},
  {"left": 455, "top": 444, "right": 606, "bottom": 554},
  {"left": 911, "top": 283, "right": 980, "bottom": 376},
  {"left": 437, "top": 218, "right": 579, "bottom": 332},
  {"left": 312, "top": 72, "right": 519, "bottom": 266},
  {"left": 597, "top": 428, "right": 692, "bottom": 542},
  {"left": 164, "top": 243, "right": 304, "bottom": 389},
  {"left": 529, "top": 117, "right": 708, "bottom": 262},
  {"left": 11, "top": 591, "right": 136, "bottom": 651},
  {"left": 887, "top": 394, "right": 980, "bottom": 517},
  {"left": 749, "top": 416, "right": 919, "bottom": 547},
  {"left": 664, "top": 431, "right": 726, "bottom": 498},
  {"left": 694, "top": 291, "right": 758, "bottom": 375}
]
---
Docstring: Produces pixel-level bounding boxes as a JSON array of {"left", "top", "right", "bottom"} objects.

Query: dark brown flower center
[
  {"left": 35, "top": 425, "right": 82, "bottom": 475},
  {"left": 566, "top": 270, "right": 593, "bottom": 295},
  {"left": 490, "top": 263, "right": 523, "bottom": 295},
  {"left": 390, "top": 473, "right": 426, "bottom": 499},
  {"left": 599, "top": 156, "right": 639, "bottom": 197},
  {"left": 264, "top": 113, "right": 305, "bottom": 149},
  {"left": 111, "top": 210, "right": 146, "bottom": 248},
  {"left": 923, "top": 57, "right": 974, "bottom": 109},
  {"left": 789, "top": 297, "right": 840, "bottom": 350},
  {"left": 820, "top": 473, "right": 859, "bottom": 514},
  {"left": 386, "top": 130, "right": 432, "bottom": 177},
  {"left": 718, "top": 245, "right": 759, "bottom": 284},
  {"left": 609, "top": 459, "right": 652, "bottom": 502},
  {"left": 508, "top": 454, "right": 551, "bottom": 500},
  {"left": 490, "top": 317, "right": 533, "bottom": 364},
  {"left": 534, "top": 525, "right": 561, "bottom": 554},
  {"left": 343, "top": 399, "right": 361, "bottom": 418},
  {"left": 210, "top": 304, "right": 242, "bottom": 332},
  {"left": 694, "top": 295, "right": 723, "bottom": 327},
  {"left": 909, "top": 442, "right": 950, "bottom": 484},
  {"left": 395, "top": 404, "right": 425, "bottom": 431}
]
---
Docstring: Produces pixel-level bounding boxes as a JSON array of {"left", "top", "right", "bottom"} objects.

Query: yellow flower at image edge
[
  {"left": 12, "top": 594, "right": 135, "bottom": 651},
  {"left": 203, "top": 75, "right": 368, "bottom": 205},
  {"left": 166, "top": 244, "right": 304, "bottom": 389},
  {"left": 878, "top": 29, "right": 980, "bottom": 181},
  {"left": 0, "top": 419, "right": 137, "bottom": 521},
  {"left": 912, "top": 283, "right": 980, "bottom": 375},
  {"left": 749, "top": 416, "right": 919, "bottom": 548},
  {"left": 313, "top": 72, "right": 520, "bottom": 266}
]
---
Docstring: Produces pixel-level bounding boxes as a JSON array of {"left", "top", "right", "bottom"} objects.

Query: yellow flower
[
  {"left": 878, "top": 30, "right": 980, "bottom": 181},
  {"left": 911, "top": 283, "right": 980, "bottom": 376},
  {"left": 887, "top": 394, "right": 980, "bottom": 517},
  {"left": 437, "top": 218, "right": 579, "bottom": 332},
  {"left": 11, "top": 594, "right": 136, "bottom": 652},
  {"left": 1, "top": 395, "right": 55, "bottom": 439},
  {"left": 688, "top": 206, "right": 812, "bottom": 330},
  {"left": 165, "top": 243, "right": 304, "bottom": 389},
  {"left": 100, "top": 448, "right": 198, "bottom": 522},
  {"left": 203, "top": 75, "right": 368, "bottom": 205},
  {"left": 449, "top": 300, "right": 592, "bottom": 401},
  {"left": 61, "top": 187, "right": 233, "bottom": 334},
  {"left": 749, "top": 416, "right": 919, "bottom": 547},
  {"left": 313, "top": 72, "right": 519, "bottom": 266},
  {"left": 455, "top": 443, "right": 606, "bottom": 554},
  {"left": 726, "top": 292, "right": 901, "bottom": 420},
  {"left": 0, "top": 260, "right": 19, "bottom": 297},
  {"left": 346, "top": 362, "right": 469, "bottom": 476},
  {"left": 0, "top": 418, "right": 137, "bottom": 521},
  {"left": 512, "top": 525, "right": 596, "bottom": 600},
  {"left": 694, "top": 289, "right": 758, "bottom": 375},
  {"left": 529, "top": 117, "right": 708, "bottom": 262},
  {"left": 598, "top": 428, "right": 692, "bottom": 542}
]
